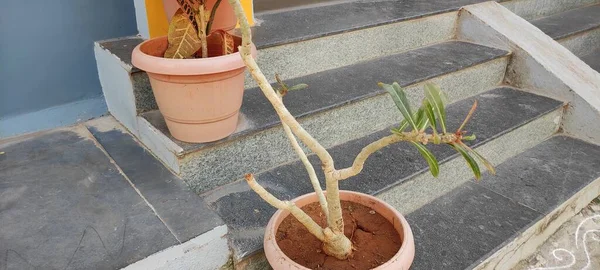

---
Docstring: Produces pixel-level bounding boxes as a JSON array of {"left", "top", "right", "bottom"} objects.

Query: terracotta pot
[
  {"left": 264, "top": 191, "right": 415, "bottom": 270},
  {"left": 162, "top": 0, "right": 237, "bottom": 33},
  {"left": 131, "top": 36, "right": 256, "bottom": 143}
]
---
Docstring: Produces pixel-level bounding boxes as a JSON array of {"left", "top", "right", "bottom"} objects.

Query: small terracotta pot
[
  {"left": 131, "top": 36, "right": 256, "bottom": 143},
  {"left": 162, "top": 0, "right": 237, "bottom": 33},
  {"left": 264, "top": 191, "right": 415, "bottom": 270}
]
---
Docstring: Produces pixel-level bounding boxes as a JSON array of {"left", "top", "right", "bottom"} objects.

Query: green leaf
[
  {"left": 411, "top": 142, "right": 439, "bottom": 177},
  {"left": 424, "top": 83, "right": 447, "bottom": 133},
  {"left": 379, "top": 82, "right": 417, "bottom": 130},
  {"left": 414, "top": 107, "right": 429, "bottom": 131},
  {"left": 423, "top": 100, "right": 437, "bottom": 133},
  {"left": 458, "top": 142, "right": 496, "bottom": 175},
  {"left": 394, "top": 120, "right": 410, "bottom": 133},
  {"left": 450, "top": 143, "right": 481, "bottom": 180},
  {"left": 462, "top": 134, "right": 476, "bottom": 141},
  {"left": 288, "top": 83, "right": 308, "bottom": 91}
]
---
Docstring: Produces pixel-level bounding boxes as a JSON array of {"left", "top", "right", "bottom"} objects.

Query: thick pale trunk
[{"left": 323, "top": 228, "right": 353, "bottom": 260}]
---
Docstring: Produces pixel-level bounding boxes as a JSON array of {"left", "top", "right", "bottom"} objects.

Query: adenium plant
[
  {"left": 165, "top": 0, "right": 233, "bottom": 59},
  {"left": 227, "top": 0, "right": 495, "bottom": 260}
]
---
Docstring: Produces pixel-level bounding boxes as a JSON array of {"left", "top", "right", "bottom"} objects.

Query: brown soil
[{"left": 276, "top": 201, "right": 402, "bottom": 270}]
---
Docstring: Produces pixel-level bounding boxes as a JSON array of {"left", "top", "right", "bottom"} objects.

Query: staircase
[
  {"left": 88, "top": 0, "right": 600, "bottom": 269},
  {"left": 529, "top": 2, "right": 600, "bottom": 72}
]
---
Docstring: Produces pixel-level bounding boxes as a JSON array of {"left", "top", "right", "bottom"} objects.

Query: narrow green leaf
[
  {"left": 395, "top": 107, "right": 427, "bottom": 133},
  {"left": 395, "top": 120, "right": 410, "bottom": 133},
  {"left": 379, "top": 82, "right": 417, "bottom": 130},
  {"left": 458, "top": 142, "right": 496, "bottom": 175},
  {"left": 411, "top": 142, "right": 439, "bottom": 177},
  {"left": 288, "top": 83, "right": 309, "bottom": 91},
  {"left": 450, "top": 143, "right": 481, "bottom": 180},
  {"left": 424, "top": 83, "right": 447, "bottom": 133},
  {"left": 414, "top": 107, "right": 429, "bottom": 131},
  {"left": 462, "top": 134, "right": 476, "bottom": 141},
  {"left": 423, "top": 100, "right": 438, "bottom": 134}
]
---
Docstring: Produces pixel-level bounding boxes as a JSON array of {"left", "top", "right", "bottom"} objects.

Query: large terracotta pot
[
  {"left": 264, "top": 191, "right": 415, "bottom": 270},
  {"left": 162, "top": 0, "right": 237, "bottom": 33},
  {"left": 131, "top": 36, "right": 256, "bottom": 143}
]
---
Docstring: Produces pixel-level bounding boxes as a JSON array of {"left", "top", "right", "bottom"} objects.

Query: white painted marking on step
[{"left": 529, "top": 215, "right": 600, "bottom": 270}]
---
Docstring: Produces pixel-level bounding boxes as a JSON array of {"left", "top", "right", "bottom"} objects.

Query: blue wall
[{"left": 0, "top": 0, "right": 138, "bottom": 136}]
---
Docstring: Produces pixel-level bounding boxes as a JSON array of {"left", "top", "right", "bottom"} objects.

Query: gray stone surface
[
  {"left": 0, "top": 128, "right": 177, "bottom": 269},
  {"left": 144, "top": 41, "right": 509, "bottom": 154},
  {"left": 502, "top": 0, "right": 600, "bottom": 21},
  {"left": 98, "top": 36, "right": 144, "bottom": 72},
  {"left": 131, "top": 72, "right": 158, "bottom": 114},
  {"left": 254, "top": 0, "right": 343, "bottom": 12},
  {"left": 252, "top": 0, "right": 497, "bottom": 48},
  {"left": 582, "top": 48, "right": 600, "bottom": 72},
  {"left": 475, "top": 136, "right": 600, "bottom": 213},
  {"left": 407, "top": 182, "right": 541, "bottom": 270},
  {"left": 203, "top": 87, "right": 562, "bottom": 261},
  {"left": 531, "top": 4, "right": 600, "bottom": 40},
  {"left": 86, "top": 123, "right": 223, "bottom": 243},
  {"left": 98, "top": 37, "right": 158, "bottom": 115}
]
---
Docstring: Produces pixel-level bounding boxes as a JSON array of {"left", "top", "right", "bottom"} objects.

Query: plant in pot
[
  {"left": 226, "top": 0, "right": 496, "bottom": 269},
  {"left": 132, "top": 0, "right": 255, "bottom": 143}
]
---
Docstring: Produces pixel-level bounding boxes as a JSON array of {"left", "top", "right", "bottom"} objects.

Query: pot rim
[
  {"left": 264, "top": 190, "right": 415, "bottom": 270},
  {"left": 131, "top": 35, "right": 257, "bottom": 76}
]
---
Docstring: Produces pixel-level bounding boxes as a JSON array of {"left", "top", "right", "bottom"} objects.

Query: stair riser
[
  {"left": 502, "top": 0, "right": 600, "bottom": 21},
  {"left": 557, "top": 27, "right": 600, "bottom": 57},
  {"left": 232, "top": 107, "right": 563, "bottom": 269},
  {"left": 180, "top": 57, "right": 508, "bottom": 194},
  {"left": 245, "top": 12, "right": 456, "bottom": 88},
  {"left": 378, "top": 108, "right": 562, "bottom": 214}
]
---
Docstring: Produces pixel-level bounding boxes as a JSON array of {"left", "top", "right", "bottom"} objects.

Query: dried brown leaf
[{"left": 164, "top": 10, "right": 202, "bottom": 59}]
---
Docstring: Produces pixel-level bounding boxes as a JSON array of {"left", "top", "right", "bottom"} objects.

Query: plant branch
[
  {"left": 227, "top": 0, "right": 336, "bottom": 171},
  {"left": 336, "top": 131, "right": 459, "bottom": 180},
  {"left": 281, "top": 119, "right": 329, "bottom": 218},
  {"left": 245, "top": 174, "right": 325, "bottom": 241}
]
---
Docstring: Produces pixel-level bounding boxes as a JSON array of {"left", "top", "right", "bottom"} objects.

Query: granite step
[
  {"left": 253, "top": 0, "right": 348, "bottom": 13},
  {"left": 201, "top": 87, "right": 564, "bottom": 266},
  {"left": 582, "top": 47, "right": 600, "bottom": 73},
  {"left": 140, "top": 41, "right": 509, "bottom": 194},
  {"left": 408, "top": 135, "right": 600, "bottom": 269},
  {"left": 530, "top": 3, "right": 600, "bottom": 56}
]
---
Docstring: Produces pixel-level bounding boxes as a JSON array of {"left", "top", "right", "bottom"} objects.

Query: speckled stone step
[
  {"left": 408, "top": 136, "right": 600, "bottom": 269},
  {"left": 530, "top": 3, "right": 600, "bottom": 56},
  {"left": 141, "top": 41, "right": 509, "bottom": 194},
  {"left": 201, "top": 87, "right": 564, "bottom": 266},
  {"left": 582, "top": 48, "right": 600, "bottom": 73}
]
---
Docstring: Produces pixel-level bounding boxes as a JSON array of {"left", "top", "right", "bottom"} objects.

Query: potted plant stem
[
  {"left": 132, "top": 0, "right": 255, "bottom": 143},
  {"left": 227, "top": 0, "right": 496, "bottom": 269}
]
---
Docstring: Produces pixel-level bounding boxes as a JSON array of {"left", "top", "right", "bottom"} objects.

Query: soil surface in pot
[{"left": 276, "top": 201, "right": 402, "bottom": 269}]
